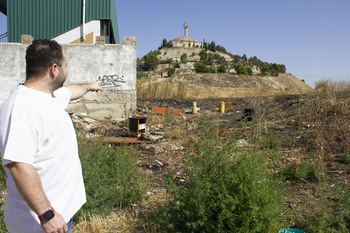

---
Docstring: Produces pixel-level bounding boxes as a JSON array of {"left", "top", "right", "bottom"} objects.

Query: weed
[
  {"left": 314, "top": 79, "right": 329, "bottom": 92},
  {"left": 150, "top": 120, "right": 287, "bottom": 232},
  {"left": 281, "top": 159, "right": 320, "bottom": 182},
  {"left": 75, "top": 131, "right": 147, "bottom": 220},
  {"left": 262, "top": 138, "right": 282, "bottom": 151},
  {"left": 342, "top": 153, "right": 350, "bottom": 164},
  {"left": 295, "top": 181, "right": 350, "bottom": 232}
]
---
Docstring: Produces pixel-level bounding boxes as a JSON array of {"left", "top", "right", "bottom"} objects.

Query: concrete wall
[{"left": 0, "top": 37, "right": 137, "bottom": 120}]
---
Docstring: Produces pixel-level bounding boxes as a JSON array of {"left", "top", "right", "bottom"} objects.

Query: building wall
[
  {"left": 0, "top": 37, "right": 136, "bottom": 120},
  {"left": 7, "top": 0, "right": 120, "bottom": 44},
  {"left": 52, "top": 20, "right": 101, "bottom": 45}
]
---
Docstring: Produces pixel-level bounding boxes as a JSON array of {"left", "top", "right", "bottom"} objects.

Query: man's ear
[{"left": 49, "top": 63, "right": 59, "bottom": 79}]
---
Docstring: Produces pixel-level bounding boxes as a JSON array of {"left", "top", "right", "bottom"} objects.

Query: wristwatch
[{"left": 38, "top": 207, "right": 55, "bottom": 222}]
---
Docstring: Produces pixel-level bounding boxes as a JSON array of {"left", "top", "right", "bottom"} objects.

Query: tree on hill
[
  {"left": 181, "top": 53, "right": 187, "bottom": 63},
  {"left": 194, "top": 62, "right": 211, "bottom": 73},
  {"left": 217, "top": 64, "right": 226, "bottom": 73},
  {"left": 141, "top": 50, "right": 160, "bottom": 71},
  {"left": 159, "top": 38, "right": 173, "bottom": 49}
]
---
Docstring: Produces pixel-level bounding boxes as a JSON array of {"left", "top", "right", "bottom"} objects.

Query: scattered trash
[
  {"left": 219, "top": 102, "right": 225, "bottom": 113},
  {"left": 279, "top": 228, "right": 305, "bottom": 233},
  {"left": 241, "top": 108, "right": 255, "bottom": 121},
  {"left": 129, "top": 116, "right": 146, "bottom": 137},
  {"left": 75, "top": 113, "right": 116, "bottom": 123},
  {"left": 148, "top": 133, "right": 164, "bottom": 141},
  {"left": 236, "top": 139, "right": 249, "bottom": 147},
  {"left": 155, "top": 160, "right": 164, "bottom": 166},
  {"left": 289, "top": 203, "right": 301, "bottom": 212},
  {"left": 102, "top": 136, "right": 151, "bottom": 144},
  {"left": 169, "top": 144, "right": 184, "bottom": 150},
  {"left": 173, "top": 175, "right": 185, "bottom": 182},
  {"left": 152, "top": 106, "right": 182, "bottom": 115}
]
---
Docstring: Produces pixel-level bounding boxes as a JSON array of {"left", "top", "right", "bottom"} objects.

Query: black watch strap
[{"left": 38, "top": 207, "right": 55, "bottom": 222}]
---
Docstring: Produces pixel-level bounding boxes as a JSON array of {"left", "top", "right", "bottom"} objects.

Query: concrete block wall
[{"left": 0, "top": 37, "right": 137, "bottom": 120}]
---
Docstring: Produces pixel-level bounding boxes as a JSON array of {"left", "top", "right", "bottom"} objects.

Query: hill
[{"left": 137, "top": 39, "right": 312, "bottom": 100}]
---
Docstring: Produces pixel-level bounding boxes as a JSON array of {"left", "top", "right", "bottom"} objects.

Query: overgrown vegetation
[
  {"left": 3, "top": 82, "right": 350, "bottom": 232},
  {"left": 150, "top": 120, "right": 288, "bottom": 232},
  {"left": 75, "top": 131, "right": 147, "bottom": 219},
  {"left": 315, "top": 79, "right": 350, "bottom": 92}
]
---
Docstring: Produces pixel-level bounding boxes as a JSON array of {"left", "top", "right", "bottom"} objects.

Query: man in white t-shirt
[{"left": 0, "top": 39, "right": 102, "bottom": 233}]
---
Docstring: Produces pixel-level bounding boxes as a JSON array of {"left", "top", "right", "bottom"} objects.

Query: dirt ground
[{"left": 73, "top": 90, "right": 350, "bottom": 232}]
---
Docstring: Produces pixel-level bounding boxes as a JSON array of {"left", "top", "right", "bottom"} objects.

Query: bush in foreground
[
  {"left": 152, "top": 121, "right": 287, "bottom": 232},
  {"left": 76, "top": 132, "right": 147, "bottom": 219}
]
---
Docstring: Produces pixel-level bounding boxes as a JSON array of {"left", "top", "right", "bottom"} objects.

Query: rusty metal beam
[{"left": 103, "top": 136, "right": 151, "bottom": 144}]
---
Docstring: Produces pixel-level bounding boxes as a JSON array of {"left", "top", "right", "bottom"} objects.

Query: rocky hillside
[
  {"left": 137, "top": 73, "right": 313, "bottom": 100},
  {"left": 137, "top": 43, "right": 313, "bottom": 100}
]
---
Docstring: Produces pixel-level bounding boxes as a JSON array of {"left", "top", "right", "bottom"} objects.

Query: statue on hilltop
[{"left": 184, "top": 21, "right": 188, "bottom": 37}]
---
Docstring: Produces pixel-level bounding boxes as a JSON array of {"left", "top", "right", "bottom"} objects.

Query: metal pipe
[{"left": 82, "top": 0, "right": 86, "bottom": 41}]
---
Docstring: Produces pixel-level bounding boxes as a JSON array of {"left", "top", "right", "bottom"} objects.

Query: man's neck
[{"left": 24, "top": 78, "right": 54, "bottom": 94}]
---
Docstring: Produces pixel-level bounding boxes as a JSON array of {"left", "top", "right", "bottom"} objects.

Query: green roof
[{"left": 7, "top": 0, "right": 119, "bottom": 43}]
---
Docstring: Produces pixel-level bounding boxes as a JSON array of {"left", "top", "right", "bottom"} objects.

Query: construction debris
[{"left": 152, "top": 106, "right": 182, "bottom": 115}]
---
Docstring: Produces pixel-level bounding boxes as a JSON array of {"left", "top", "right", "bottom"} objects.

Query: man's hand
[
  {"left": 88, "top": 81, "right": 103, "bottom": 92},
  {"left": 66, "top": 81, "right": 103, "bottom": 101},
  {"left": 41, "top": 212, "right": 68, "bottom": 233}
]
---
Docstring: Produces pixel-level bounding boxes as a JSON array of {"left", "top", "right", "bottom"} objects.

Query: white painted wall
[
  {"left": 0, "top": 38, "right": 137, "bottom": 119},
  {"left": 52, "top": 20, "right": 101, "bottom": 44}
]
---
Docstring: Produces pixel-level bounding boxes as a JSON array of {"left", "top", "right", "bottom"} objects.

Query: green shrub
[
  {"left": 342, "top": 153, "right": 350, "bottom": 164},
  {"left": 75, "top": 132, "right": 147, "bottom": 219},
  {"left": 153, "top": 121, "right": 287, "bottom": 232},
  {"left": 295, "top": 181, "right": 350, "bottom": 232},
  {"left": 167, "top": 67, "right": 175, "bottom": 77},
  {"left": 180, "top": 53, "right": 187, "bottom": 63},
  {"left": 281, "top": 159, "right": 319, "bottom": 182},
  {"left": 194, "top": 62, "right": 211, "bottom": 73},
  {"left": 235, "top": 64, "right": 248, "bottom": 75},
  {"left": 217, "top": 64, "right": 226, "bottom": 73},
  {"left": 262, "top": 138, "right": 282, "bottom": 151}
]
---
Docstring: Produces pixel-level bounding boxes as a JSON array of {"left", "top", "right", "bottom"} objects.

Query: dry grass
[
  {"left": 72, "top": 210, "right": 142, "bottom": 233},
  {"left": 315, "top": 79, "right": 350, "bottom": 93},
  {"left": 137, "top": 80, "right": 186, "bottom": 101},
  {"left": 72, "top": 189, "right": 169, "bottom": 233}
]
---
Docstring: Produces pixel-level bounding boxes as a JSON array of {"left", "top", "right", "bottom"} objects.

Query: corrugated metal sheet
[{"left": 7, "top": 0, "right": 119, "bottom": 43}]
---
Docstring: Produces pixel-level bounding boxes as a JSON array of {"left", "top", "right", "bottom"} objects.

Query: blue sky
[{"left": 1, "top": 0, "right": 349, "bottom": 87}]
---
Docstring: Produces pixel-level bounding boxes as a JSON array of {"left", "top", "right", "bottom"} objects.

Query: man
[{"left": 0, "top": 39, "right": 102, "bottom": 233}]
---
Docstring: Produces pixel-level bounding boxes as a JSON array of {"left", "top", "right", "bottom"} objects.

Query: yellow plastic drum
[{"left": 219, "top": 102, "right": 225, "bottom": 113}]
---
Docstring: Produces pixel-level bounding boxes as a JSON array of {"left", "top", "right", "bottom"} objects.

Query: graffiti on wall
[{"left": 97, "top": 75, "right": 126, "bottom": 88}]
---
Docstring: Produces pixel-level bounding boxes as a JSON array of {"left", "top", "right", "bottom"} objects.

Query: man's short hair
[{"left": 25, "top": 39, "right": 63, "bottom": 79}]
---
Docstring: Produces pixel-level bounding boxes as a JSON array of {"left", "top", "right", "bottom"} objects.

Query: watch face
[{"left": 42, "top": 209, "right": 55, "bottom": 222}]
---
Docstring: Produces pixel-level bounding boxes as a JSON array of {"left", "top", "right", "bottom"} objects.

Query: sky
[{"left": 1, "top": 0, "right": 349, "bottom": 87}]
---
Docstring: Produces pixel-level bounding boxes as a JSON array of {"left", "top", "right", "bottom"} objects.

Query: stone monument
[
  {"left": 171, "top": 21, "right": 201, "bottom": 48},
  {"left": 184, "top": 21, "right": 188, "bottom": 37}
]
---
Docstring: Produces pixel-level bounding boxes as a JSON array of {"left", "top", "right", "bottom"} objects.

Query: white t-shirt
[{"left": 0, "top": 85, "right": 86, "bottom": 233}]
